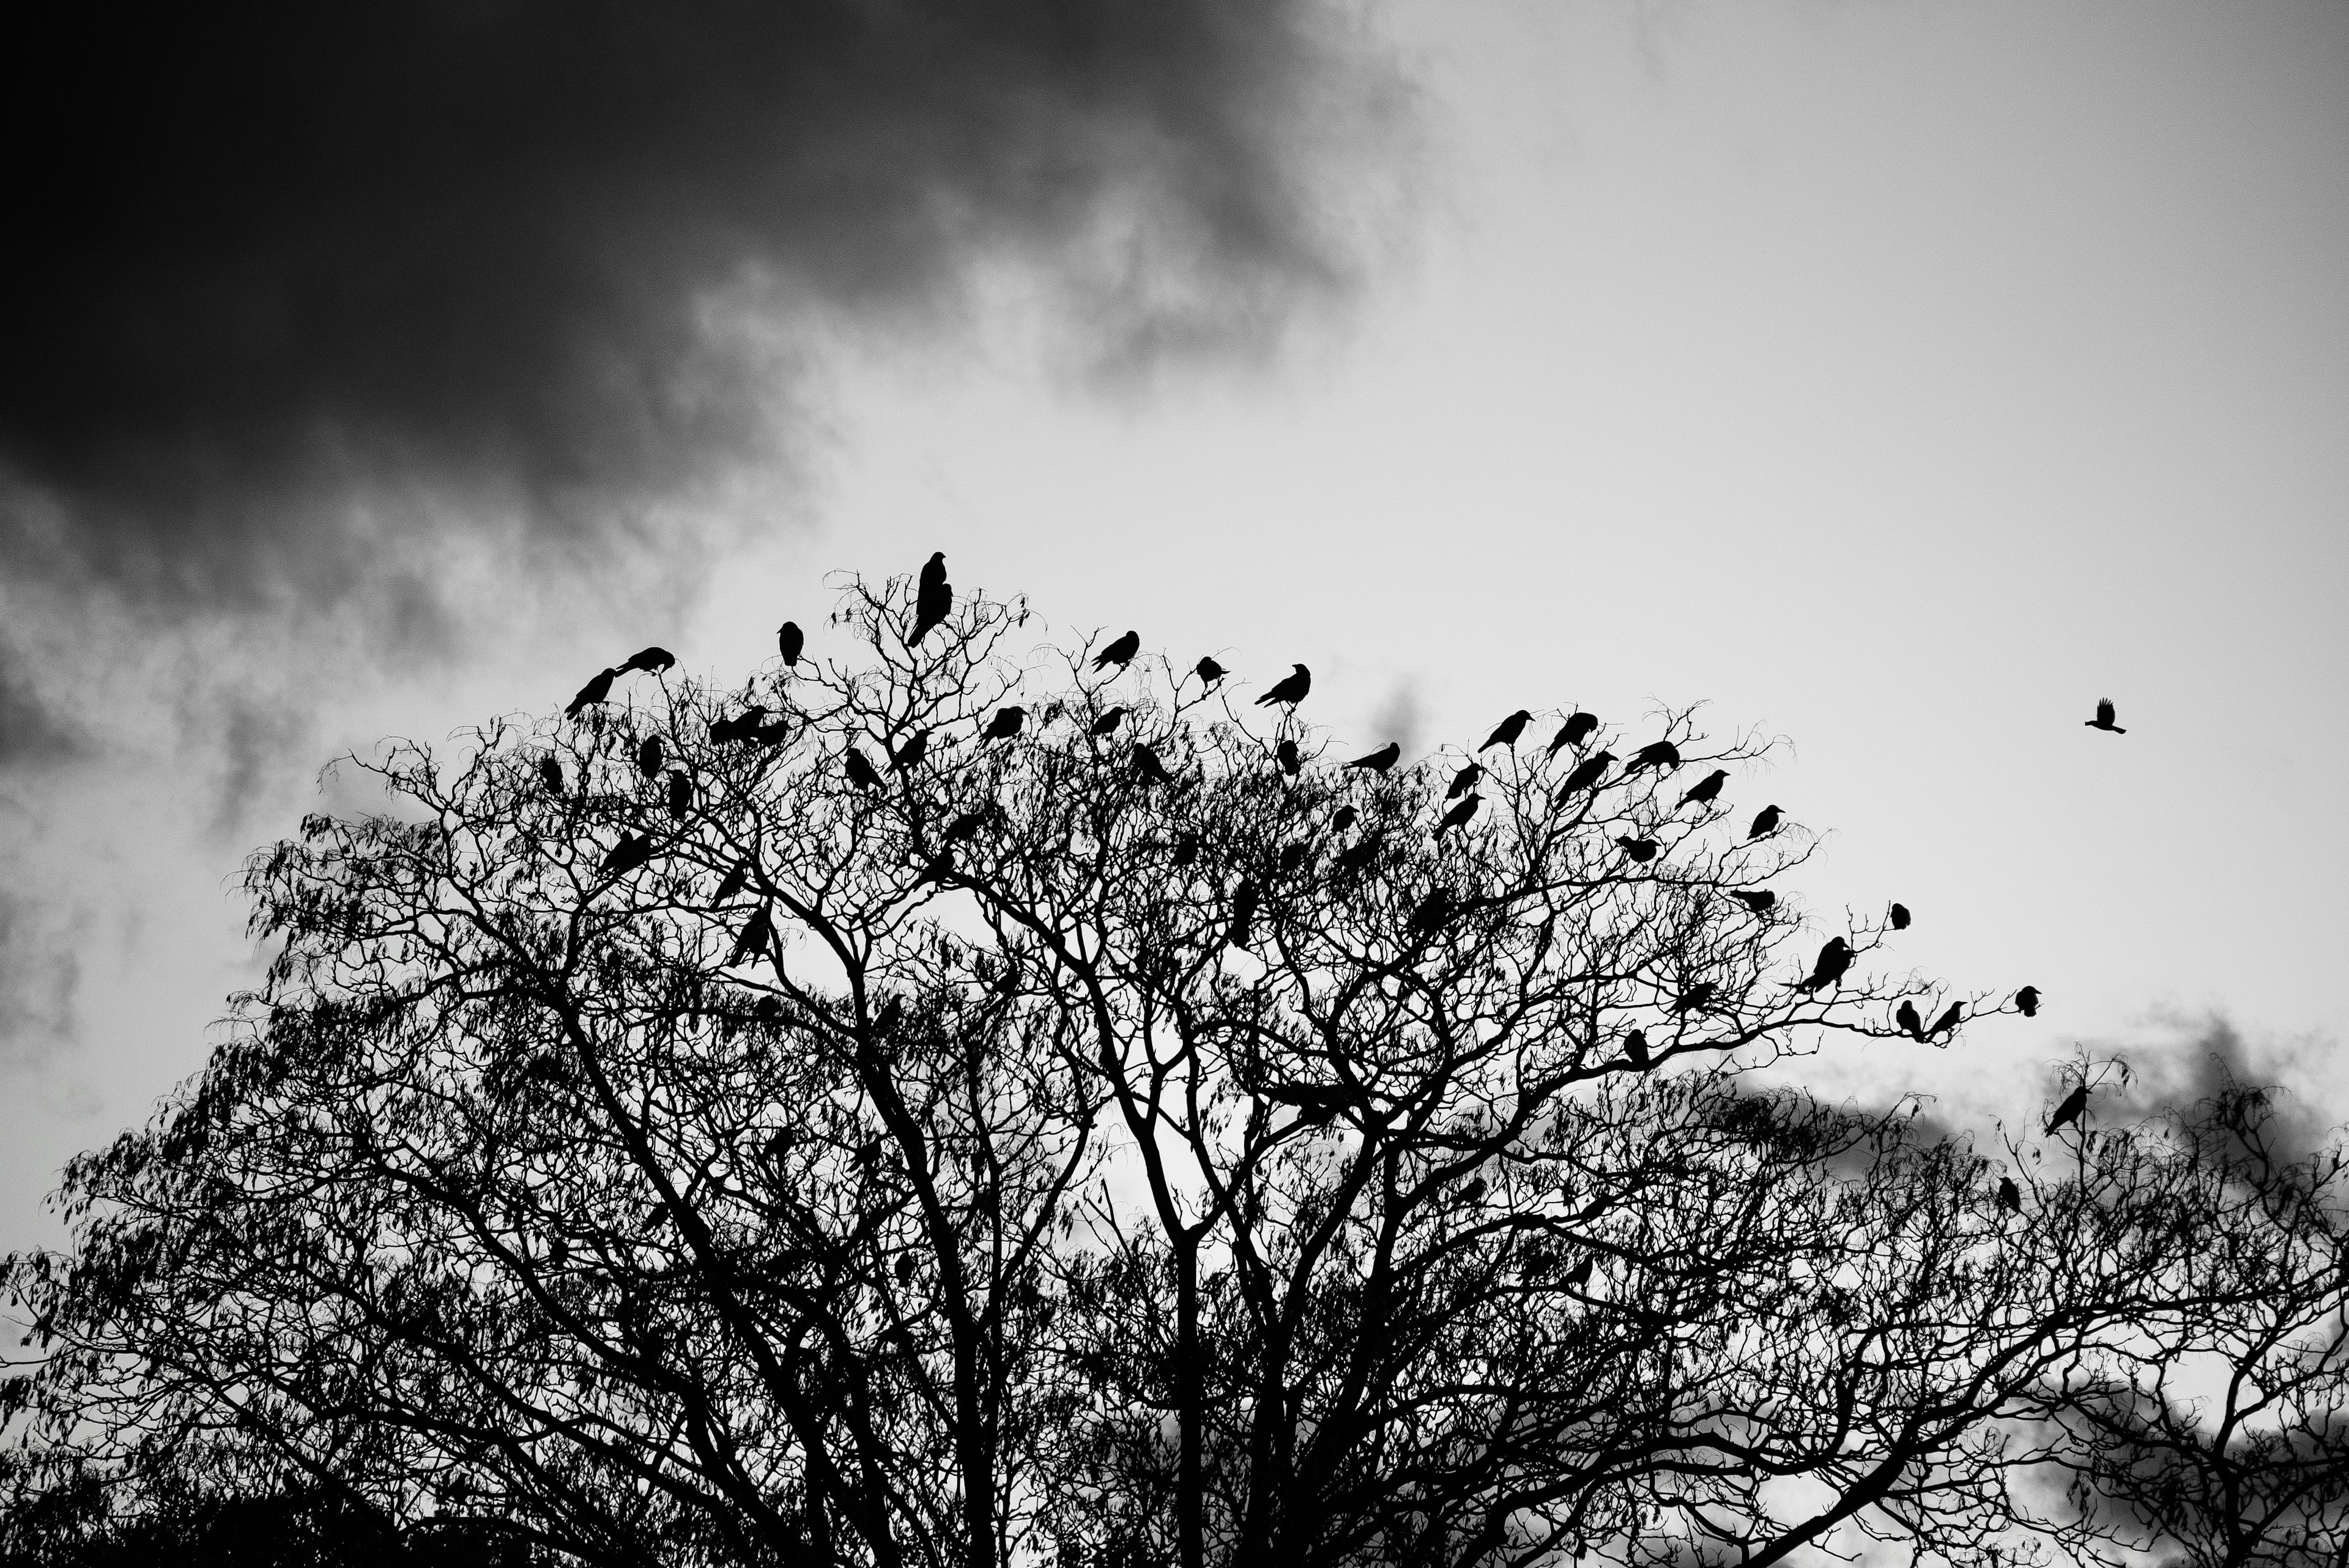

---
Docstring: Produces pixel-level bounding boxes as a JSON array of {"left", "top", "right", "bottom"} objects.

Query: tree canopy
[{"left": 6, "top": 571, "right": 2344, "bottom": 1568}]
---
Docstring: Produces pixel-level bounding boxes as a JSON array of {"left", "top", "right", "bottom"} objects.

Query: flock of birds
[{"left": 553, "top": 552, "right": 2131, "bottom": 1191}]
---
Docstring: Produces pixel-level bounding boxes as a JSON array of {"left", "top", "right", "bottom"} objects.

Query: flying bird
[
  {"left": 1227, "top": 880, "right": 1258, "bottom": 949},
  {"left": 892, "top": 730, "right": 929, "bottom": 771},
  {"left": 1674, "top": 983, "right": 1716, "bottom": 1014},
  {"left": 983, "top": 705, "right": 1026, "bottom": 740},
  {"left": 1089, "top": 708, "right": 1127, "bottom": 737},
  {"left": 634, "top": 736, "right": 664, "bottom": 778},
  {"left": 1348, "top": 742, "right": 1400, "bottom": 774},
  {"left": 1195, "top": 656, "right": 1227, "bottom": 688},
  {"left": 1256, "top": 664, "right": 1312, "bottom": 707},
  {"left": 1616, "top": 836, "right": 1659, "bottom": 863},
  {"left": 565, "top": 667, "right": 616, "bottom": 717},
  {"left": 911, "top": 552, "right": 952, "bottom": 644},
  {"left": 1926, "top": 1002, "right": 1962, "bottom": 1039},
  {"left": 1896, "top": 1001, "right": 1924, "bottom": 1041},
  {"left": 666, "top": 770, "right": 692, "bottom": 817},
  {"left": 1436, "top": 795, "right": 1482, "bottom": 834},
  {"left": 1556, "top": 751, "right": 1616, "bottom": 801},
  {"left": 620, "top": 646, "right": 675, "bottom": 675},
  {"left": 1093, "top": 630, "right": 1140, "bottom": 671},
  {"left": 1276, "top": 738, "right": 1302, "bottom": 776},
  {"left": 1447, "top": 762, "right": 1483, "bottom": 800},
  {"left": 1625, "top": 739, "right": 1681, "bottom": 776},
  {"left": 1748, "top": 804, "right": 1781, "bottom": 839},
  {"left": 1731, "top": 890, "right": 1776, "bottom": 915},
  {"left": 844, "top": 749, "right": 883, "bottom": 791},
  {"left": 1996, "top": 1177, "right": 2021, "bottom": 1213},
  {"left": 538, "top": 756, "right": 565, "bottom": 797},
  {"left": 1889, "top": 902, "right": 1910, "bottom": 931},
  {"left": 1548, "top": 712, "right": 1600, "bottom": 756},
  {"left": 2085, "top": 698, "right": 2126, "bottom": 734},
  {"left": 727, "top": 904, "right": 774, "bottom": 968},
  {"left": 2014, "top": 986, "right": 2041, "bottom": 1018},
  {"left": 1482, "top": 710, "right": 1532, "bottom": 750},
  {"left": 601, "top": 832, "right": 652, "bottom": 878},
  {"left": 777, "top": 621, "right": 804, "bottom": 667},
  {"left": 1678, "top": 770, "right": 1727, "bottom": 809},
  {"left": 2046, "top": 1083, "right": 2090, "bottom": 1134},
  {"left": 1798, "top": 937, "right": 1852, "bottom": 992},
  {"left": 1624, "top": 1028, "right": 1650, "bottom": 1068},
  {"left": 1131, "top": 745, "right": 1171, "bottom": 785}
]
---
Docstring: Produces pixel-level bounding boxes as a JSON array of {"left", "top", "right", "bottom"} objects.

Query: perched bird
[
  {"left": 1227, "top": 880, "right": 1258, "bottom": 949},
  {"left": 1996, "top": 1177, "right": 2021, "bottom": 1213},
  {"left": 565, "top": 668, "right": 617, "bottom": 717},
  {"left": 1555, "top": 751, "right": 1616, "bottom": 801},
  {"left": 727, "top": 904, "right": 774, "bottom": 967},
  {"left": 714, "top": 860, "right": 749, "bottom": 902},
  {"left": 620, "top": 646, "right": 675, "bottom": 675},
  {"left": 844, "top": 749, "right": 883, "bottom": 791},
  {"left": 1748, "top": 804, "right": 1782, "bottom": 839},
  {"left": 1447, "top": 762, "right": 1484, "bottom": 800},
  {"left": 601, "top": 832, "right": 652, "bottom": 877},
  {"left": 1436, "top": 795, "right": 1482, "bottom": 834},
  {"left": 896, "top": 1254, "right": 916, "bottom": 1285},
  {"left": 1256, "top": 664, "right": 1312, "bottom": 707},
  {"left": 1458, "top": 1176, "right": 1488, "bottom": 1205},
  {"left": 1335, "top": 836, "right": 1382, "bottom": 875},
  {"left": 1927, "top": 1002, "right": 1963, "bottom": 1039},
  {"left": 1348, "top": 741, "right": 1400, "bottom": 774},
  {"left": 911, "top": 552, "right": 952, "bottom": 644},
  {"left": 666, "top": 770, "right": 692, "bottom": 817},
  {"left": 1623, "top": 1028, "right": 1650, "bottom": 1068},
  {"left": 1482, "top": 710, "right": 1532, "bottom": 750},
  {"left": 1408, "top": 888, "right": 1455, "bottom": 935},
  {"left": 1278, "top": 843, "right": 1309, "bottom": 874},
  {"left": 1276, "top": 738, "right": 1302, "bottom": 776},
  {"left": 1089, "top": 708, "right": 1127, "bottom": 737},
  {"left": 1798, "top": 937, "right": 1852, "bottom": 992},
  {"left": 1889, "top": 902, "right": 1911, "bottom": 931},
  {"left": 1332, "top": 805, "right": 1357, "bottom": 833},
  {"left": 539, "top": 756, "right": 565, "bottom": 797},
  {"left": 1625, "top": 739, "right": 1681, "bottom": 776},
  {"left": 1172, "top": 833, "right": 1201, "bottom": 868},
  {"left": 777, "top": 621, "right": 804, "bottom": 667},
  {"left": 1731, "top": 890, "right": 1777, "bottom": 915},
  {"left": 872, "top": 996, "right": 905, "bottom": 1038},
  {"left": 1674, "top": 982, "right": 1716, "bottom": 1014},
  {"left": 2085, "top": 698, "right": 2126, "bottom": 734},
  {"left": 755, "top": 718, "right": 791, "bottom": 748},
  {"left": 1564, "top": 1257, "right": 1594, "bottom": 1290},
  {"left": 2046, "top": 1083, "right": 2090, "bottom": 1134},
  {"left": 634, "top": 736, "right": 664, "bottom": 778},
  {"left": 2014, "top": 985, "right": 2041, "bottom": 1019},
  {"left": 1548, "top": 713, "right": 1600, "bottom": 758},
  {"left": 710, "top": 705, "right": 768, "bottom": 746},
  {"left": 983, "top": 705, "right": 1026, "bottom": 740},
  {"left": 946, "top": 809, "right": 990, "bottom": 842},
  {"left": 1616, "top": 836, "right": 1659, "bottom": 864},
  {"left": 1093, "top": 630, "right": 1141, "bottom": 671},
  {"left": 1195, "top": 656, "right": 1227, "bottom": 688},
  {"left": 1896, "top": 1001, "right": 1925, "bottom": 1041},
  {"left": 1264, "top": 1081, "right": 1349, "bottom": 1121},
  {"left": 1131, "top": 745, "right": 1171, "bottom": 785},
  {"left": 1677, "top": 769, "right": 1727, "bottom": 809},
  {"left": 893, "top": 730, "right": 930, "bottom": 771}
]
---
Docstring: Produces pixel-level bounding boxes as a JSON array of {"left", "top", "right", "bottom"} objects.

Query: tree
[{"left": 4, "top": 571, "right": 2341, "bottom": 1568}]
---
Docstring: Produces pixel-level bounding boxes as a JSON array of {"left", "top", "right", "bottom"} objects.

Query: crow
[
  {"left": 1278, "top": 843, "right": 1308, "bottom": 874},
  {"left": 1674, "top": 983, "right": 1716, "bottom": 1014},
  {"left": 1264, "top": 1082, "right": 1349, "bottom": 1123},
  {"left": 1927, "top": 1002, "right": 1962, "bottom": 1039},
  {"left": 620, "top": 647, "right": 675, "bottom": 675},
  {"left": 1616, "top": 836, "right": 1659, "bottom": 864},
  {"left": 893, "top": 730, "right": 929, "bottom": 771},
  {"left": 1564, "top": 1257, "right": 1594, "bottom": 1289},
  {"left": 1889, "top": 902, "right": 1911, "bottom": 931},
  {"left": 2085, "top": 698, "right": 2126, "bottom": 734},
  {"left": 565, "top": 668, "right": 616, "bottom": 717},
  {"left": 1482, "top": 710, "right": 1532, "bottom": 750},
  {"left": 1195, "top": 656, "right": 1227, "bottom": 688},
  {"left": 539, "top": 756, "right": 565, "bottom": 797},
  {"left": 1748, "top": 804, "right": 1782, "bottom": 839},
  {"left": 896, "top": 1254, "right": 916, "bottom": 1285},
  {"left": 1332, "top": 805, "right": 1357, "bottom": 833},
  {"left": 2046, "top": 1083, "right": 2090, "bottom": 1134},
  {"left": 1625, "top": 739, "right": 1681, "bottom": 776},
  {"left": 755, "top": 718, "right": 791, "bottom": 748},
  {"left": 1678, "top": 769, "right": 1727, "bottom": 809},
  {"left": 714, "top": 861, "right": 749, "bottom": 902},
  {"left": 1436, "top": 795, "right": 1482, "bottom": 834},
  {"left": 946, "top": 809, "right": 990, "bottom": 842},
  {"left": 983, "top": 705, "right": 1026, "bottom": 740},
  {"left": 1256, "top": 664, "right": 1312, "bottom": 707},
  {"left": 1798, "top": 937, "right": 1852, "bottom": 992},
  {"left": 727, "top": 904, "right": 774, "bottom": 968},
  {"left": 1132, "top": 745, "right": 1171, "bottom": 785},
  {"left": 873, "top": 996, "right": 904, "bottom": 1038},
  {"left": 1556, "top": 751, "right": 1616, "bottom": 800},
  {"left": 1089, "top": 708, "right": 1127, "bottom": 737},
  {"left": 1173, "top": 834, "right": 1201, "bottom": 868},
  {"left": 777, "top": 621, "right": 804, "bottom": 667},
  {"left": 710, "top": 705, "right": 768, "bottom": 746},
  {"left": 1549, "top": 712, "right": 1600, "bottom": 756},
  {"left": 1277, "top": 739, "right": 1302, "bottom": 776},
  {"left": 1228, "top": 880, "right": 1258, "bottom": 949},
  {"left": 1996, "top": 1177, "right": 2021, "bottom": 1213},
  {"left": 1408, "top": 888, "right": 1455, "bottom": 935},
  {"left": 1447, "top": 762, "right": 1484, "bottom": 800},
  {"left": 1731, "top": 890, "right": 1777, "bottom": 915},
  {"left": 634, "top": 736, "right": 664, "bottom": 778},
  {"left": 1335, "top": 836, "right": 1382, "bottom": 875},
  {"left": 1896, "top": 1001, "right": 1924, "bottom": 1041},
  {"left": 2014, "top": 985, "right": 2041, "bottom": 1018},
  {"left": 1458, "top": 1176, "right": 1488, "bottom": 1205},
  {"left": 1093, "top": 630, "right": 1140, "bottom": 671},
  {"left": 1349, "top": 741, "right": 1400, "bottom": 774},
  {"left": 601, "top": 833, "right": 652, "bottom": 878},
  {"left": 1624, "top": 1028, "right": 1650, "bottom": 1068},
  {"left": 666, "top": 770, "right": 692, "bottom": 817},
  {"left": 844, "top": 750, "right": 883, "bottom": 791},
  {"left": 912, "top": 552, "right": 952, "bottom": 644}
]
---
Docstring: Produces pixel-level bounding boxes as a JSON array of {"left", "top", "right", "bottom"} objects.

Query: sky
[{"left": 3, "top": 0, "right": 2345, "bottom": 1251}]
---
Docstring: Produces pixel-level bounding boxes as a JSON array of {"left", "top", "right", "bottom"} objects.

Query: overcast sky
[{"left": 4, "top": 0, "right": 2345, "bottom": 1250}]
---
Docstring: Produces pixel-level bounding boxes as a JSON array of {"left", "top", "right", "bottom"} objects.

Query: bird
[
  {"left": 1276, "top": 739, "right": 1302, "bottom": 776},
  {"left": 1195, "top": 656, "right": 1227, "bottom": 688},
  {"left": 844, "top": 749, "right": 883, "bottom": 791},
  {"left": 1555, "top": 752, "right": 1616, "bottom": 801},
  {"left": 1256, "top": 664, "right": 1312, "bottom": 707},
  {"left": 1748, "top": 804, "right": 1782, "bottom": 839},
  {"left": 755, "top": 718, "right": 792, "bottom": 748},
  {"left": 892, "top": 730, "right": 930, "bottom": 771},
  {"left": 634, "top": 736, "right": 664, "bottom": 779},
  {"left": 539, "top": 756, "right": 565, "bottom": 797},
  {"left": 714, "top": 861, "right": 749, "bottom": 902},
  {"left": 1458, "top": 1176, "right": 1488, "bottom": 1205},
  {"left": 1673, "top": 983, "right": 1716, "bottom": 1014},
  {"left": 1731, "top": 890, "right": 1776, "bottom": 915},
  {"left": 896, "top": 1254, "right": 916, "bottom": 1285},
  {"left": 1623, "top": 1028, "right": 1650, "bottom": 1068},
  {"left": 565, "top": 668, "right": 616, "bottom": 717},
  {"left": 666, "top": 770, "right": 692, "bottom": 817},
  {"left": 2046, "top": 1083, "right": 2090, "bottom": 1134},
  {"left": 1482, "top": 710, "right": 1532, "bottom": 750},
  {"left": 777, "top": 621, "right": 804, "bottom": 666},
  {"left": 1798, "top": 937, "right": 1852, "bottom": 992},
  {"left": 620, "top": 647, "right": 675, "bottom": 675},
  {"left": 1348, "top": 741, "right": 1400, "bottom": 774},
  {"left": 1088, "top": 708, "right": 1127, "bottom": 738},
  {"left": 1093, "top": 630, "right": 1140, "bottom": 671},
  {"left": 1335, "top": 836, "right": 1382, "bottom": 875},
  {"left": 1332, "top": 805, "right": 1357, "bottom": 833},
  {"left": 945, "top": 809, "right": 990, "bottom": 842},
  {"left": 983, "top": 705, "right": 1026, "bottom": 740},
  {"left": 1677, "top": 770, "right": 1727, "bottom": 809},
  {"left": 2085, "top": 698, "right": 2126, "bottom": 734},
  {"left": 1548, "top": 712, "right": 1600, "bottom": 756},
  {"left": 1131, "top": 745, "right": 1171, "bottom": 785},
  {"left": 911, "top": 552, "right": 952, "bottom": 644},
  {"left": 1926, "top": 1002, "right": 1963, "bottom": 1039},
  {"left": 1172, "top": 834, "right": 1201, "bottom": 868},
  {"left": 2014, "top": 986, "right": 2041, "bottom": 1019},
  {"left": 1227, "top": 880, "right": 1258, "bottom": 949},
  {"left": 1615, "top": 836, "right": 1659, "bottom": 863},
  {"left": 1447, "top": 762, "right": 1484, "bottom": 800},
  {"left": 710, "top": 705, "right": 768, "bottom": 746},
  {"left": 1408, "top": 888, "right": 1455, "bottom": 935},
  {"left": 1996, "top": 1177, "right": 2021, "bottom": 1213},
  {"left": 1278, "top": 843, "right": 1308, "bottom": 874},
  {"left": 1625, "top": 739, "right": 1681, "bottom": 776},
  {"left": 601, "top": 833, "right": 652, "bottom": 877},
  {"left": 1436, "top": 795, "right": 1482, "bottom": 834},
  {"left": 1564, "top": 1257, "right": 1594, "bottom": 1290},
  {"left": 1895, "top": 1001, "right": 1924, "bottom": 1041},
  {"left": 727, "top": 904, "right": 774, "bottom": 967},
  {"left": 1889, "top": 903, "right": 1911, "bottom": 931}
]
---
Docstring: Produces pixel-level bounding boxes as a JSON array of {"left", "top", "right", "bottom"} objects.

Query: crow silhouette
[
  {"left": 1195, "top": 656, "right": 1227, "bottom": 688},
  {"left": 1256, "top": 664, "right": 1312, "bottom": 707},
  {"left": 1482, "top": 710, "right": 1532, "bottom": 750},
  {"left": 1264, "top": 1081, "right": 1349, "bottom": 1123},
  {"left": 666, "top": 770, "right": 692, "bottom": 817},
  {"left": 844, "top": 750, "right": 883, "bottom": 791},
  {"left": 893, "top": 730, "right": 929, "bottom": 771},
  {"left": 1132, "top": 745, "right": 1171, "bottom": 785},
  {"left": 872, "top": 996, "right": 904, "bottom": 1038},
  {"left": 1731, "top": 890, "right": 1776, "bottom": 915},
  {"left": 1556, "top": 751, "right": 1616, "bottom": 800},
  {"left": 601, "top": 832, "right": 652, "bottom": 878},
  {"left": 1436, "top": 795, "right": 1482, "bottom": 834},
  {"left": 1616, "top": 836, "right": 1659, "bottom": 863},
  {"left": 1564, "top": 1257, "right": 1594, "bottom": 1289},
  {"left": 1277, "top": 738, "right": 1302, "bottom": 776},
  {"left": 1997, "top": 1177, "right": 2021, "bottom": 1213},
  {"left": 1927, "top": 1002, "right": 1962, "bottom": 1039},
  {"left": 777, "top": 621, "right": 804, "bottom": 667},
  {"left": 946, "top": 809, "right": 990, "bottom": 843},
  {"left": 539, "top": 756, "right": 565, "bottom": 797},
  {"left": 727, "top": 904, "right": 774, "bottom": 968},
  {"left": 1348, "top": 741, "right": 1400, "bottom": 773},
  {"left": 1624, "top": 1028, "right": 1650, "bottom": 1068},
  {"left": 2046, "top": 1083, "right": 2090, "bottom": 1134},
  {"left": 1093, "top": 630, "right": 1140, "bottom": 671},
  {"left": 710, "top": 705, "right": 768, "bottom": 746},
  {"left": 1548, "top": 712, "right": 1600, "bottom": 756},
  {"left": 1678, "top": 769, "right": 1727, "bottom": 809},
  {"left": 2014, "top": 985, "right": 2041, "bottom": 1018},
  {"left": 1798, "top": 937, "right": 1852, "bottom": 992},
  {"left": 1458, "top": 1176, "right": 1488, "bottom": 1205},
  {"left": 1332, "top": 805, "right": 1357, "bottom": 833},
  {"left": 1089, "top": 708, "right": 1127, "bottom": 737},
  {"left": 565, "top": 668, "right": 616, "bottom": 717},
  {"left": 1889, "top": 902, "right": 1910, "bottom": 931},
  {"left": 755, "top": 718, "right": 791, "bottom": 748},
  {"left": 983, "top": 705, "right": 1026, "bottom": 740},
  {"left": 1408, "top": 888, "right": 1455, "bottom": 935},
  {"left": 1896, "top": 1001, "right": 1924, "bottom": 1041},
  {"left": 1674, "top": 983, "right": 1716, "bottom": 1014},
  {"left": 620, "top": 647, "right": 675, "bottom": 675},
  {"left": 1278, "top": 842, "right": 1308, "bottom": 874},
  {"left": 1228, "top": 880, "right": 1258, "bottom": 949},
  {"left": 634, "top": 736, "right": 664, "bottom": 778},
  {"left": 714, "top": 860, "right": 749, "bottom": 902},
  {"left": 1173, "top": 833, "right": 1201, "bottom": 868},
  {"left": 1625, "top": 739, "right": 1680, "bottom": 776},
  {"left": 2085, "top": 698, "right": 2126, "bottom": 734},
  {"left": 911, "top": 552, "right": 952, "bottom": 644},
  {"left": 1335, "top": 836, "right": 1382, "bottom": 875},
  {"left": 1447, "top": 762, "right": 1484, "bottom": 800},
  {"left": 1748, "top": 804, "right": 1782, "bottom": 839}
]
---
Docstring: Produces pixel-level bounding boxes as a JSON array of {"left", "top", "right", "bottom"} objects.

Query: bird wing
[{"left": 2096, "top": 698, "right": 2115, "bottom": 724}]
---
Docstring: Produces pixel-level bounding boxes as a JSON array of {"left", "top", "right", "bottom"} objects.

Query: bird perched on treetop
[
  {"left": 1616, "top": 836, "right": 1659, "bottom": 864},
  {"left": 601, "top": 832, "right": 652, "bottom": 878},
  {"left": 1195, "top": 656, "right": 1226, "bottom": 688},
  {"left": 1673, "top": 982, "right": 1715, "bottom": 1014},
  {"left": 1348, "top": 741, "right": 1400, "bottom": 774},
  {"left": 1890, "top": 902, "right": 1911, "bottom": 931},
  {"left": 538, "top": 756, "right": 564, "bottom": 797},
  {"left": 911, "top": 552, "right": 952, "bottom": 644},
  {"left": 1564, "top": 1257, "right": 1594, "bottom": 1289},
  {"left": 1408, "top": 888, "right": 1455, "bottom": 935},
  {"left": 565, "top": 668, "right": 616, "bottom": 717},
  {"left": 1276, "top": 738, "right": 1302, "bottom": 776},
  {"left": 714, "top": 860, "right": 749, "bottom": 902},
  {"left": 1436, "top": 795, "right": 1481, "bottom": 834},
  {"left": 1227, "top": 880, "right": 1258, "bottom": 949},
  {"left": 1996, "top": 1177, "right": 2021, "bottom": 1213},
  {"left": 1447, "top": 762, "right": 1483, "bottom": 800},
  {"left": 1256, "top": 664, "right": 1311, "bottom": 707},
  {"left": 1131, "top": 745, "right": 1171, "bottom": 786},
  {"left": 1555, "top": 751, "right": 1615, "bottom": 801},
  {"left": 1482, "top": 710, "right": 1532, "bottom": 750},
  {"left": 1678, "top": 770, "right": 1727, "bottom": 809},
  {"left": 666, "top": 770, "right": 692, "bottom": 817},
  {"left": 620, "top": 646, "right": 675, "bottom": 675},
  {"left": 1748, "top": 804, "right": 1782, "bottom": 839},
  {"left": 1335, "top": 836, "right": 1381, "bottom": 875},
  {"left": 634, "top": 736, "right": 663, "bottom": 778},
  {"left": 1798, "top": 937, "right": 1852, "bottom": 992},
  {"left": 1896, "top": 1001, "right": 1924, "bottom": 1041},
  {"left": 844, "top": 749, "right": 883, "bottom": 791},
  {"left": 1171, "top": 833, "right": 1200, "bottom": 867},
  {"left": 1731, "top": 890, "right": 1776, "bottom": 915},
  {"left": 1625, "top": 739, "right": 1681, "bottom": 776},
  {"left": 1093, "top": 630, "right": 1140, "bottom": 672},
  {"left": 2014, "top": 986, "right": 2041, "bottom": 1018},
  {"left": 727, "top": 904, "right": 774, "bottom": 968},
  {"left": 1548, "top": 712, "right": 1600, "bottom": 756},
  {"left": 2085, "top": 698, "right": 2126, "bottom": 734},
  {"left": 1089, "top": 708, "right": 1127, "bottom": 738},
  {"left": 1927, "top": 1002, "right": 1963, "bottom": 1039},
  {"left": 893, "top": 730, "right": 929, "bottom": 771},
  {"left": 2046, "top": 1083, "right": 2090, "bottom": 1134},
  {"left": 945, "top": 809, "right": 991, "bottom": 842},
  {"left": 777, "top": 621, "right": 804, "bottom": 667},
  {"left": 983, "top": 705, "right": 1025, "bottom": 740},
  {"left": 1623, "top": 1028, "right": 1650, "bottom": 1068}
]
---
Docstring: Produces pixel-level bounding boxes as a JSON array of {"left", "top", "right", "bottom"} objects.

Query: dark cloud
[
  {"left": 0, "top": 648, "right": 84, "bottom": 769},
  {"left": 1, "top": 0, "right": 1404, "bottom": 615},
  {"left": 2106, "top": 1012, "right": 2339, "bottom": 1172}
]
